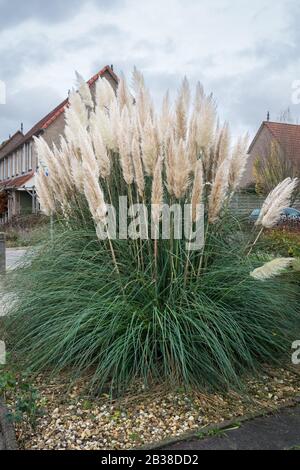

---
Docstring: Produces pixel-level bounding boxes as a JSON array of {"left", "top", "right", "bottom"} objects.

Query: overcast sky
[{"left": 1, "top": 0, "right": 300, "bottom": 143}]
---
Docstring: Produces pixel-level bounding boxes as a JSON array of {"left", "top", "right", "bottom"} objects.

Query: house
[
  {"left": 0, "top": 65, "right": 118, "bottom": 224},
  {"left": 241, "top": 121, "right": 300, "bottom": 188}
]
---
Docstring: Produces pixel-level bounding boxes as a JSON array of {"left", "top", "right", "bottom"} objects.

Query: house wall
[{"left": 42, "top": 112, "right": 65, "bottom": 150}]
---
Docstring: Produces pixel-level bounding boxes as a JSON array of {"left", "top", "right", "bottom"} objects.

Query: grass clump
[{"left": 3, "top": 69, "right": 300, "bottom": 393}]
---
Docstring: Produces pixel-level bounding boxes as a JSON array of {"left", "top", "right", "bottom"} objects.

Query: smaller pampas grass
[
  {"left": 256, "top": 178, "right": 299, "bottom": 228},
  {"left": 250, "top": 258, "right": 294, "bottom": 281}
]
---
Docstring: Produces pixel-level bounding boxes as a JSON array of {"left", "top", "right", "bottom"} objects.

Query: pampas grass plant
[{"left": 4, "top": 70, "right": 300, "bottom": 393}]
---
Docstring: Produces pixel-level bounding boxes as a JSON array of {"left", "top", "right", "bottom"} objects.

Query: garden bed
[{"left": 9, "top": 365, "right": 300, "bottom": 450}]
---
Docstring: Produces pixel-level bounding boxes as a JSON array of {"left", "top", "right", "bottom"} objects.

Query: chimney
[
  {"left": 21, "top": 122, "right": 24, "bottom": 133},
  {"left": 111, "top": 64, "right": 114, "bottom": 71},
  {"left": 267, "top": 111, "right": 270, "bottom": 122}
]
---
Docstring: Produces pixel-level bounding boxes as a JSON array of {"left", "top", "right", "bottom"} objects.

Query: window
[
  {"left": 28, "top": 142, "right": 33, "bottom": 170},
  {"left": 7, "top": 157, "right": 11, "bottom": 178},
  {"left": 12, "top": 153, "right": 15, "bottom": 177},
  {"left": 22, "top": 146, "right": 25, "bottom": 173}
]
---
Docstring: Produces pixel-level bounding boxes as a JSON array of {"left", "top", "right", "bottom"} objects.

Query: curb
[
  {"left": 0, "top": 399, "right": 18, "bottom": 450},
  {"left": 137, "top": 396, "right": 300, "bottom": 451}
]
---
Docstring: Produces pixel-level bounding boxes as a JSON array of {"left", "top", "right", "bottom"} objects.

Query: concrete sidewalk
[{"left": 163, "top": 405, "right": 300, "bottom": 450}]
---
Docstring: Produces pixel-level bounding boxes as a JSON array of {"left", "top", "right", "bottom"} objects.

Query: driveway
[
  {"left": 0, "top": 248, "right": 27, "bottom": 318},
  {"left": 163, "top": 405, "right": 300, "bottom": 451}
]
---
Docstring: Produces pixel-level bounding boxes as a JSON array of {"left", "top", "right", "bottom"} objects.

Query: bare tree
[{"left": 254, "top": 140, "right": 299, "bottom": 195}]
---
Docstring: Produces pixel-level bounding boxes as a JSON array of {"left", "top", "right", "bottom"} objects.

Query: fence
[
  {"left": 0, "top": 233, "right": 5, "bottom": 273},
  {"left": 0, "top": 213, "right": 8, "bottom": 226},
  {"left": 230, "top": 193, "right": 300, "bottom": 216}
]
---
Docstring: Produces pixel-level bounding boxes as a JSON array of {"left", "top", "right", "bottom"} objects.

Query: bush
[
  {"left": 262, "top": 228, "right": 300, "bottom": 258},
  {"left": 3, "top": 215, "right": 49, "bottom": 248}
]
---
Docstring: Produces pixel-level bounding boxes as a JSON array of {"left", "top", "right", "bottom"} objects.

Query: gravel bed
[{"left": 10, "top": 366, "right": 300, "bottom": 450}]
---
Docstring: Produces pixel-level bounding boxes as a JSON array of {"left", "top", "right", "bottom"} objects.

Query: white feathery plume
[
  {"left": 107, "top": 100, "right": 120, "bottom": 152},
  {"left": 82, "top": 161, "right": 107, "bottom": 238},
  {"left": 175, "top": 77, "right": 190, "bottom": 141},
  {"left": 160, "top": 91, "right": 173, "bottom": 150},
  {"left": 132, "top": 135, "right": 145, "bottom": 197},
  {"left": 75, "top": 71, "right": 94, "bottom": 108},
  {"left": 132, "top": 67, "right": 154, "bottom": 128},
  {"left": 77, "top": 125, "right": 100, "bottom": 179},
  {"left": 250, "top": 258, "right": 294, "bottom": 281},
  {"left": 172, "top": 139, "right": 191, "bottom": 199},
  {"left": 194, "top": 82, "right": 204, "bottom": 113},
  {"left": 187, "top": 113, "right": 199, "bottom": 166},
  {"left": 118, "top": 106, "right": 134, "bottom": 184},
  {"left": 213, "top": 122, "right": 231, "bottom": 177},
  {"left": 36, "top": 169, "right": 56, "bottom": 216},
  {"left": 65, "top": 91, "right": 89, "bottom": 149},
  {"left": 52, "top": 143, "right": 73, "bottom": 199},
  {"left": 191, "top": 160, "right": 204, "bottom": 222},
  {"left": 195, "top": 94, "right": 217, "bottom": 156},
  {"left": 228, "top": 133, "right": 249, "bottom": 191},
  {"left": 58, "top": 136, "right": 79, "bottom": 194},
  {"left": 208, "top": 158, "right": 230, "bottom": 223},
  {"left": 256, "top": 178, "right": 292, "bottom": 226},
  {"left": 117, "top": 75, "right": 132, "bottom": 110},
  {"left": 70, "top": 158, "right": 85, "bottom": 193},
  {"left": 34, "top": 137, "right": 64, "bottom": 201},
  {"left": 165, "top": 133, "right": 176, "bottom": 196},
  {"left": 151, "top": 156, "right": 164, "bottom": 225},
  {"left": 91, "top": 108, "right": 115, "bottom": 152},
  {"left": 131, "top": 66, "right": 145, "bottom": 95},
  {"left": 258, "top": 178, "right": 299, "bottom": 228},
  {"left": 90, "top": 116, "right": 111, "bottom": 179},
  {"left": 141, "top": 117, "right": 160, "bottom": 176},
  {"left": 59, "top": 136, "right": 73, "bottom": 180},
  {"left": 95, "top": 78, "right": 116, "bottom": 110}
]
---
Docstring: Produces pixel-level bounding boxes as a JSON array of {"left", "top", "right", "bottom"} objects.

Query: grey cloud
[
  {"left": 208, "top": 68, "right": 300, "bottom": 139},
  {"left": 63, "top": 24, "right": 127, "bottom": 52},
  {"left": 0, "top": 86, "right": 63, "bottom": 142},
  {"left": 0, "top": 35, "right": 55, "bottom": 83},
  {"left": 0, "top": 0, "right": 83, "bottom": 29},
  {"left": 0, "top": 0, "right": 123, "bottom": 30}
]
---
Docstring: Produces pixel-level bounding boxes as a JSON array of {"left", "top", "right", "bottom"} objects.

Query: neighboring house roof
[
  {"left": 0, "top": 131, "right": 24, "bottom": 159},
  {"left": 0, "top": 171, "right": 34, "bottom": 190},
  {"left": 249, "top": 121, "right": 300, "bottom": 161},
  {"left": 0, "top": 65, "right": 118, "bottom": 160}
]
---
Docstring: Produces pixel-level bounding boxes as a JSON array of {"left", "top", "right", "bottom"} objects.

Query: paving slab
[{"left": 164, "top": 405, "right": 300, "bottom": 450}]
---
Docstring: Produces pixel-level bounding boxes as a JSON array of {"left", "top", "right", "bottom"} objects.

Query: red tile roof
[
  {"left": 1, "top": 65, "right": 118, "bottom": 159},
  {"left": 249, "top": 121, "right": 300, "bottom": 161},
  {"left": 264, "top": 122, "right": 300, "bottom": 160},
  {"left": 0, "top": 171, "right": 34, "bottom": 189}
]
